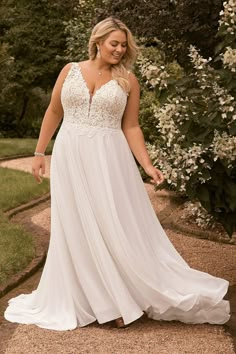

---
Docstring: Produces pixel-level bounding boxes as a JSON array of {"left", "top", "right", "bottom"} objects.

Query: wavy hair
[{"left": 88, "top": 17, "right": 138, "bottom": 93}]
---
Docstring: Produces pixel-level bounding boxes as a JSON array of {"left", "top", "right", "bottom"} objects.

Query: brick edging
[
  {"left": 168, "top": 217, "right": 236, "bottom": 245},
  {"left": 0, "top": 154, "right": 33, "bottom": 162},
  {"left": 0, "top": 254, "right": 46, "bottom": 298},
  {"left": 0, "top": 153, "right": 51, "bottom": 162},
  {"left": 5, "top": 193, "right": 51, "bottom": 219}
]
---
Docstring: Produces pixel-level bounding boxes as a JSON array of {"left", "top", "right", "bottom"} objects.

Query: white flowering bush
[
  {"left": 138, "top": 57, "right": 170, "bottom": 90},
  {"left": 180, "top": 201, "right": 214, "bottom": 229},
  {"left": 136, "top": 45, "right": 184, "bottom": 145},
  {"left": 136, "top": 45, "right": 183, "bottom": 100},
  {"left": 140, "top": 0, "right": 236, "bottom": 236}
]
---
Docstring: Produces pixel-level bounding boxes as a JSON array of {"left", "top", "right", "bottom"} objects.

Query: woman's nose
[{"left": 115, "top": 45, "right": 123, "bottom": 53}]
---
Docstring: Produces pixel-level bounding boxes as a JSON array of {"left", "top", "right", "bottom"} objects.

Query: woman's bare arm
[
  {"left": 121, "top": 73, "right": 164, "bottom": 184},
  {"left": 34, "top": 63, "right": 71, "bottom": 153},
  {"left": 32, "top": 63, "right": 71, "bottom": 183}
]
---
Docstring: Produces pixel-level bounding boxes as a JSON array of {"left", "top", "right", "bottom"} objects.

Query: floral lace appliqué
[{"left": 61, "top": 62, "right": 128, "bottom": 129}]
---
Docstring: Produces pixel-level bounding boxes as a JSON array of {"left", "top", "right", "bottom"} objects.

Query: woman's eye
[{"left": 110, "top": 43, "right": 127, "bottom": 48}]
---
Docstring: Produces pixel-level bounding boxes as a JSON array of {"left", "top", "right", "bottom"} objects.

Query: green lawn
[
  {"left": 0, "top": 212, "right": 35, "bottom": 284},
  {"left": 0, "top": 138, "right": 54, "bottom": 158},
  {"left": 0, "top": 167, "right": 50, "bottom": 211},
  {"left": 0, "top": 146, "right": 51, "bottom": 285},
  {"left": 0, "top": 167, "right": 50, "bottom": 284}
]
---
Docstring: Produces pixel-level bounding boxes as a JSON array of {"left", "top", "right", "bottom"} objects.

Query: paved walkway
[{"left": 0, "top": 157, "right": 235, "bottom": 354}]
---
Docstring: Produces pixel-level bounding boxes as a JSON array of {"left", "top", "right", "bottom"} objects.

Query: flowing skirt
[{"left": 4, "top": 121, "right": 230, "bottom": 330}]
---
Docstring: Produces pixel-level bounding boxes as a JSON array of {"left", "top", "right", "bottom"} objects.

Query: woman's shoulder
[
  {"left": 59, "top": 61, "right": 86, "bottom": 79},
  {"left": 55, "top": 62, "right": 78, "bottom": 86},
  {"left": 63, "top": 60, "right": 91, "bottom": 72},
  {"left": 58, "top": 62, "right": 74, "bottom": 77},
  {"left": 61, "top": 62, "right": 77, "bottom": 72},
  {"left": 61, "top": 61, "right": 88, "bottom": 72},
  {"left": 127, "top": 71, "right": 140, "bottom": 89}
]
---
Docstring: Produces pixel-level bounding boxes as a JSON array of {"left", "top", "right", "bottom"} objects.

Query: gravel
[{"left": 4, "top": 320, "right": 234, "bottom": 354}]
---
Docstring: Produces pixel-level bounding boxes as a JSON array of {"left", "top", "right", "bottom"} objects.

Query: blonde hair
[{"left": 88, "top": 17, "right": 138, "bottom": 93}]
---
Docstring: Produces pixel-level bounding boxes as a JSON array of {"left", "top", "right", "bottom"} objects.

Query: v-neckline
[{"left": 77, "top": 64, "right": 115, "bottom": 101}]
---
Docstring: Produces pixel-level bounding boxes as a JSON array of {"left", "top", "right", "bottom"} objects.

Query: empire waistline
[{"left": 61, "top": 119, "right": 122, "bottom": 132}]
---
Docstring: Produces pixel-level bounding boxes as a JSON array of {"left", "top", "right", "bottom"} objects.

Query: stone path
[
  {"left": 0, "top": 157, "right": 235, "bottom": 354},
  {"left": 0, "top": 156, "right": 51, "bottom": 178}
]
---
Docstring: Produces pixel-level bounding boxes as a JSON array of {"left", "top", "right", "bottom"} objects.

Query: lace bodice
[{"left": 61, "top": 62, "right": 128, "bottom": 129}]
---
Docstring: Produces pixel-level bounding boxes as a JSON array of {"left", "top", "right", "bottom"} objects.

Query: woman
[{"left": 5, "top": 17, "right": 230, "bottom": 330}]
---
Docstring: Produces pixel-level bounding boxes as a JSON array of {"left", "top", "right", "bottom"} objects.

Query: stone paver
[{"left": 0, "top": 156, "right": 235, "bottom": 354}]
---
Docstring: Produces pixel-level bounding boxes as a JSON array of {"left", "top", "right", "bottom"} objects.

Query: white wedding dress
[{"left": 4, "top": 63, "right": 230, "bottom": 330}]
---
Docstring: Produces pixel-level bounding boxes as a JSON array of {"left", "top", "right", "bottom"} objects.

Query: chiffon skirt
[{"left": 4, "top": 121, "right": 230, "bottom": 330}]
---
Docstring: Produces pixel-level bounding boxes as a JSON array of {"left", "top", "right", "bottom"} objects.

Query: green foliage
[
  {"left": 98, "top": 0, "right": 224, "bottom": 66},
  {"left": 0, "top": 0, "right": 77, "bottom": 137},
  {"left": 64, "top": 0, "right": 109, "bottom": 62},
  {"left": 64, "top": 1, "right": 95, "bottom": 62},
  {"left": 139, "top": 90, "right": 160, "bottom": 144}
]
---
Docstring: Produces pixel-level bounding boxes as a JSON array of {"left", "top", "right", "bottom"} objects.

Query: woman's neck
[{"left": 90, "top": 58, "right": 112, "bottom": 72}]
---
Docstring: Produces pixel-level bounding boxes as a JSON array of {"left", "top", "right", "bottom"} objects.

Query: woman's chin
[
  {"left": 104, "top": 57, "right": 122, "bottom": 65},
  {"left": 111, "top": 58, "right": 122, "bottom": 64}
]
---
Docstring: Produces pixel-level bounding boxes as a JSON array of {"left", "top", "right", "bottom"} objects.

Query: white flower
[
  {"left": 212, "top": 131, "right": 236, "bottom": 162},
  {"left": 223, "top": 47, "right": 236, "bottom": 71},
  {"left": 181, "top": 201, "right": 214, "bottom": 229}
]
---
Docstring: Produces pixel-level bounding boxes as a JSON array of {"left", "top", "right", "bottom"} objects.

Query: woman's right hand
[{"left": 32, "top": 156, "right": 45, "bottom": 184}]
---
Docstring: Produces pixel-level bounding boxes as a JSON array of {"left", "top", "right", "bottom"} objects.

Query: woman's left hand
[{"left": 144, "top": 165, "right": 165, "bottom": 185}]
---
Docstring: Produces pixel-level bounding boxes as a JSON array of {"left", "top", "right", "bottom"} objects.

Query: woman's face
[{"left": 99, "top": 30, "right": 127, "bottom": 65}]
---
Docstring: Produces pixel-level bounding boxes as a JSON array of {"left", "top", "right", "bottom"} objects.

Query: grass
[
  {"left": 0, "top": 138, "right": 54, "bottom": 158},
  {"left": 0, "top": 167, "right": 50, "bottom": 211},
  {"left": 0, "top": 163, "right": 50, "bottom": 285},
  {"left": 0, "top": 212, "right": 35, "bottom": 284}
]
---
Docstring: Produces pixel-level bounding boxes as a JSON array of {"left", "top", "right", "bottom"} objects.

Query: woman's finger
[
  {"left": 154, "top": 171, "right": 164, "bottom": 184},
  {"left": 156, "top": 170, "right": 164, "bottom": 183},
  {"left": 32, "top": 168, "right": 42, "bottom": 184},
  {"left": 41, "top": 164, "right": 45, "bottom": 175}
]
